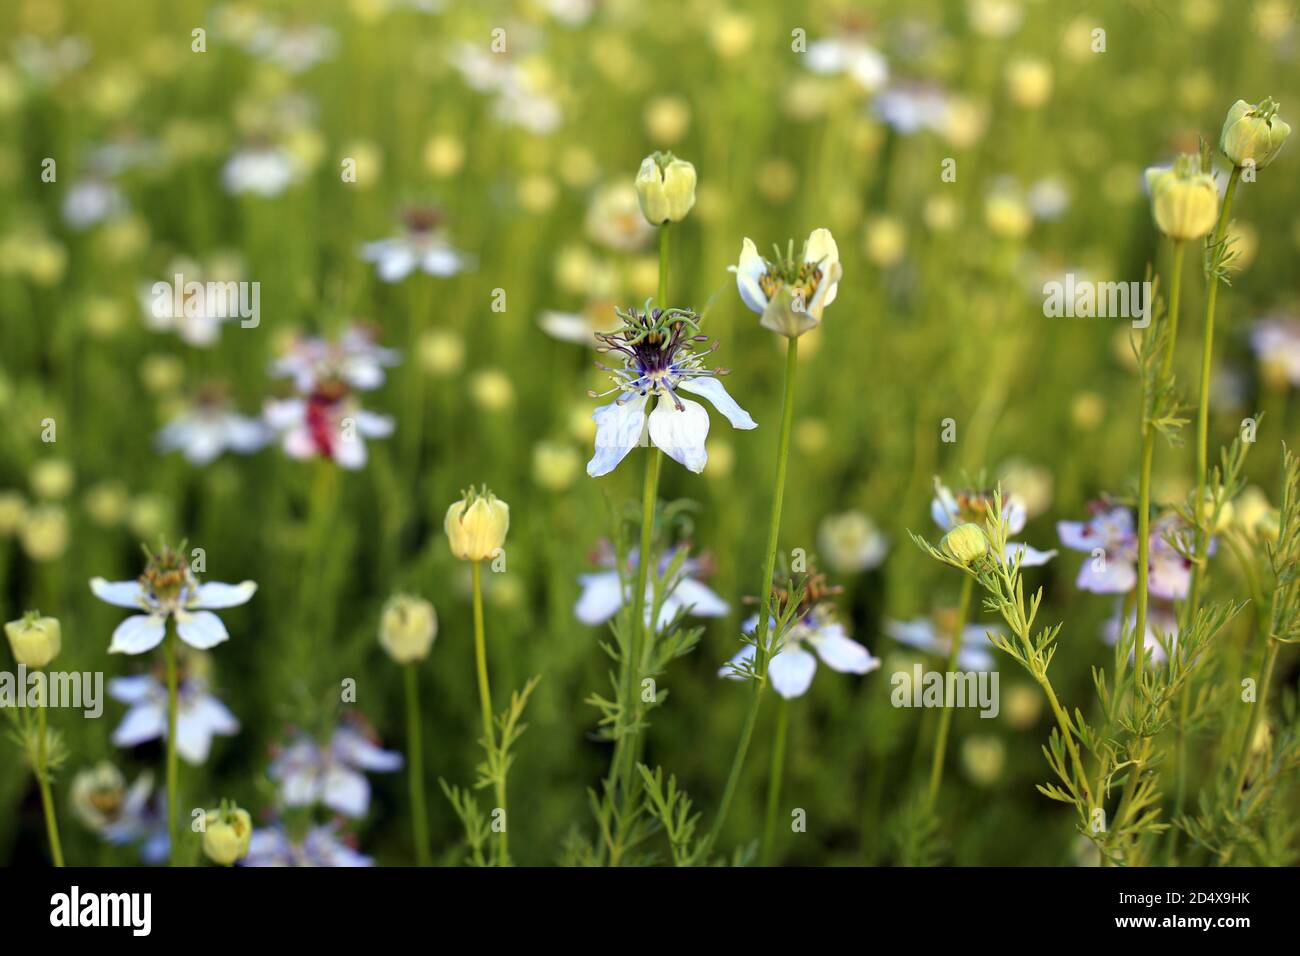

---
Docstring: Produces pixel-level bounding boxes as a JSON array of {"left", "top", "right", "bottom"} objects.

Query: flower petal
[
  {"left": 648, "top": 396, "right": 709, "bottom": 473},
  {"left": 809, "top": 624, "right": 881, "bottom": 674},
  {"left": 731, "top": 238, "right": 770, "bottom": 314},
  {"left": 174, "top": 610, "right": 230, "bottom": 650},
  {"left": 190, "top": 581, "right": 257, "bottom": 609},
  {"left": 111, "top": 703, "right": 167, "bottom": 749},
  {"left": 667, "top": 576, "right": 729, "bottom": 617},
  {"left": 91, "top": 578, "right": 147, "bottom": 608},
  {"left": 109, "top": 615, "right": 167, "bottom": 655},
  {"left": 587, "top": 392, "right": 648, "bottom": 477},
  {"left": 574, "top": 571, "right": 625, "bottom": 626},
  {"left": 322, "top": 766, "right": 371, "bottom": 818},
  {"left": 108, "top": 675, "right": 160, "bottom": 704},
  {"left": 678, "top": 377, "right": 757, "bottom": 430},
  {"left": 768, "top": 646, "right": 818, "bottom": 699}
]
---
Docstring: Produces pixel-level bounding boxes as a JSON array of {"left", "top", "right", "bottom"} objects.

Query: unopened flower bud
[
  {"left": 379, "top": 593, "right": 437, "bottom": 664},
  {"left": 445, "top": 486, "right": 510, "bottom": 562},
  {"left": 1145, "top": 156, "right": 1218, "bottom": 241},
  {"left": 4, "top": 612, "right": 61, "bottom": 668},
  {"left": 941, "top": 523, "right": 988, "bottom": 565},
  {"left": 635, "top": 151, "right": 697, "bottom": 225},
  {"left": 202, "top": 804, "right": 252, "bottom": 866},
  {"left": 1220, "top": 97, "right": 1291, "bottom": 170}
]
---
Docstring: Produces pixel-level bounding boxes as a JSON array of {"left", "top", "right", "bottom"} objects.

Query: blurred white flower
[
  {"left": 818, "top": 510, "right": 888, "bottom": 573},
  {"left": 805, "top": 33, "right": 888, "bottom": 92},
  {"left": 264, "top": 393, "right": 394, "bottom": 470},
  {"left": 222, "top": 143, "right": 300, "bottom": 196},
  {"left": 156, "top": 395, "right": 270, "bottom": 465},
  {"left": 722, "top": 607, "right": 880, "bottom": 699},
  {"left": 109, "top": 673, "right": 239, "bottom": 765},
  {"left": 575, "top": 544, "right": 728, "bottom": 627},
  {"left": 269, "top": 724, "right": 402, "bottom": 818},
  {"left": 361, "top": 207, "right": 472, "bottom": 282}
]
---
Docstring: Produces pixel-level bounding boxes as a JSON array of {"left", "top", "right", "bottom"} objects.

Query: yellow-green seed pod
[
  {"left": 4, "top": 612, "right": 61, "bottom": 669},
  {"left": 940, "top": 523, "right": 988, "bottom": 565},
  {"left": 634, "top": 151, "right": 697, "bottom": 225},
  {"left": 379, "top": 593, "right": 438, "bottom": 664},
  {"left": 445, "top": 487, "right": 510, "bottom": 562},
  {"left": 202, "top": 806, "right": 253, "bottom": 866},
  {"left": 1145, "top": 157, "right": 1218, "bottom": 241},
  {"left": 1220, "top": 97, "right": 1291, "bottom": 170}
]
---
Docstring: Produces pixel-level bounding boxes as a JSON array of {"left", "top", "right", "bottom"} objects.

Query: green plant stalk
[
  {"left": 1234, "top": 638, "right": 1279, "bottom": 798},
  {"left": 1169, "top": 169, "right": 1241, "bottom": 854},
  {"left": 164, "top": 621, "right": 180, "bottom": 867},
  {"left": 658, "top": 223, "right": 670, "bottom": 309},
  {"left": 471, "top": 560, "right": 506, "bottom": 865},
  {"left": 404, "top": 664, "right": 431, "bottom": 867},
  {"left": 759, "top": 696, "right": 790, "bottom": 866},
  {"left": 927, "top": 574, "right": 975, "bottom": 808},
  {"left": 704, "top": 334, "right": 800, "bottom": 856},
  {"left": 36, "top": 690, "right": 64, "bottom": 867},
  {"left": 1134, "top": 240, "right": 1185, "bottom": 701}
]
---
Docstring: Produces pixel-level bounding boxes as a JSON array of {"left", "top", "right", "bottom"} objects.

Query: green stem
[
  {"left": 658, "top": 224, "right": 670, "bottom": 309},
  {"left": 470, "top": 561, "right": 506, "bottom": 865},
  {"left": 704, "top": 335, "right": 800, "bottom": 856},
  {"left": 404, "top": 664, "right": 430, "bottom": 867},
  {"left": 1234, "top": 638, "right": 1279, "bottom": 798},
  {"left": 927, "top": 575, "right": 974, "bottom": 808},
  {"left": 759, "top": 696, "right": 790, "bottom": 866},
  {"left": 164, "top": 621, "right": 180, "bottom": 866},
  {"left": 36, "top": 691, "right": 64, "bottom": 867}
]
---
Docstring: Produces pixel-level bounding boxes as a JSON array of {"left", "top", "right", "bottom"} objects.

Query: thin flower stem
[
  {"left": 404, "top": 664, "right": 430, "bottom": 867},
  {"left": 927, "top": 574, "right": 974, "bottom": 808},
  {"left": 658, "top": 224, "right": 670, "bottom": 309},
  {"left": 471, "top": 560, "right": 506, "bottom": 865},
  {"left": 36, "top": 691, "right": 64, "bottom": 867},
  {"left": 704, "top": 335, "right": 800, "bottom": 857},
  {"left": 1134, "top": 241, "right": 1185, "bottom": 708},
  {"left": 759, "top": 696, "right": 790, "bottom": 866},
  {"left": 164, "top": 620, "right": 180, "bottom": 867},
  {"left": 1234, "top": 638, "right": 1279, "bottom": 798},
  {"left": 1037, "top": 673, "right": 1097, "bottom": 813}
]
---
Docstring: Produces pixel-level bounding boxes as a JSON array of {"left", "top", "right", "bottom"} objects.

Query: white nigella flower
[
  {"left": 721, "top": 602, "right": 881, "bottom": 699},
  {"left": 805, "top": 31, "right": 889, "bottom": 92},
  {"left": 156, "top": 391, "right": 270, "bottom": 465},
  {"left": 931, "top": 478, "right": 1056, "bottom": 567},
  {"left": 70, "top": 761, "right": 157, "bottom": 846},
  {"left": 817, "top": 510, "right": 888, "bottom": 574},
  {"left": 269, "top": 724, "right": 403, "bottom": 818},
  {"left": 885, "top": 615, "right": 1002, "bottom": 671},
  {"left": 243, "top": 821, "right": 373, "bottom": 867},
  {"left": 575, "top": 543, "right": 728, "bottom": 627},
  {"left": 584, "top": 183, "right": 656, "bottom": 253},
  {"left": 1103, "top": 598, "right": 1179, "bottom": 666},
  {"left": 1250, "top": 314, "right": 1300, "bottom": 388},
  {"left": 62, "top": 176, "right": 127, "bottom": 230},
  {"left": 109, "top": 673, "right": 239, "bottom": 765},
  {"left": 875, "top": 83, "right": 951, "bottom": 135},
  {"left": 90, "top": 543, "right": 257, "bottom": 655},
  {"left": 1058, "top": 503, "right": 1192, "bottom": 598},
  {"left": 731, "top": 229, "right": 842, "bottom": 338},
  {"left": 361, "top": 207, "right": 472, "bottom": 282},
  {"left": 245, "top": 22, "right": 337, "bottom": 73},
  {"left": 222, "top": 142, "right": 300, "bottom": 197},
  {"left": 264, "top": 388, "right": 394, "bottom": 470},
  {"left": 586, "top": 305, "right": 756, "bottom": 476},
  {"left": 271, "top": 325, "right": 401, "bottom": 393}
]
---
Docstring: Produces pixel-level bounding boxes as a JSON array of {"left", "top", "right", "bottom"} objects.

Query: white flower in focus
[
  {"left": 587, "top": 305, "right": 756, "bottom": 477},
  {"left": 269, "top": 724, "right": 403, "bottom": 818},
  {"left": 90, "top": 543, "right": 257, "bottom": 655},
  {"left": 731, "top": 228, "right": 842, "bottom": 338},
  {"left": 109, "top": 673, "right": 239, "bottom": 765}
]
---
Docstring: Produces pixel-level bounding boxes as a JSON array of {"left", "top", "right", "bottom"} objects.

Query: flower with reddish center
[
  {"left": 265, "top": 378, "right": 394, "bottom": 470},
  {"left": 361, "top": 206, "right": 472, "bottom": 282}
]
